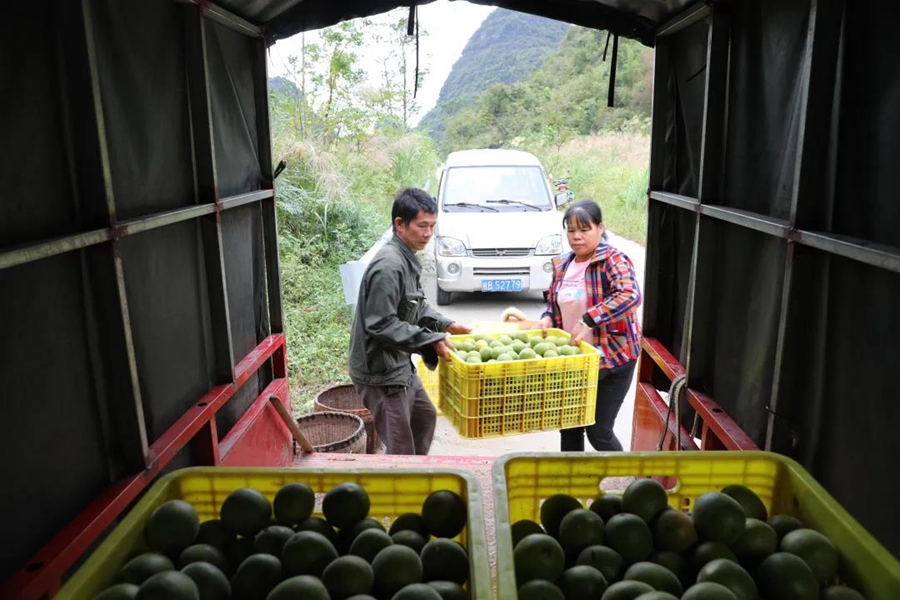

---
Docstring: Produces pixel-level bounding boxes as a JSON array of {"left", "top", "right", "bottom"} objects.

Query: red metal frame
[
  {"left": 2, "top": 334, "right": 291, "bottom": 600},
  {"left": 632, "top": 337, "right": 759, "bottom": 452}
]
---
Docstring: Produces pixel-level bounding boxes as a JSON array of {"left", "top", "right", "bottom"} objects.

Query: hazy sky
[{"left": 267, "top": 1, "right": 494, "bottom": 125}]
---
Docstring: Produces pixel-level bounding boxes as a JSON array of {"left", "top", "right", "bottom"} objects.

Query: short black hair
[
  {"left": 392, "top": 187, "right": 437, "bottom": 229},
  {"left": 563, "top": 199, "right": 603, "bottom": 229}
]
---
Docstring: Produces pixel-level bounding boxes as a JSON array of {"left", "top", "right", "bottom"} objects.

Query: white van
[{"left": 433, "top": 149, "right": 568, "bottom": 305}]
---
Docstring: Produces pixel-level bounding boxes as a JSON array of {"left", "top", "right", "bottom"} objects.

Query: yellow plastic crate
[
  {"left": 415, "top": 354, "right": 442, "bottom": 414},
  {"left": 439, "top": 328, "right": 600, "bottom": 438},
  {"left": 493, "top": 451, "right": 900, "bottom": 600},
  {"left": 59, "top": 467, "right": 491, "bottom": 599}
]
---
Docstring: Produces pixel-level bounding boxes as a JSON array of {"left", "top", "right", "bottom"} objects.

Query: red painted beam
[
  {"left": 641, "top": 337, "right": 686, "bottom": 381},
  {"left": 687, "top": 389, "right": 759, "bottom": 451},
  {"left": 220, "top": 378, "right": 294, "bottom": 467},
  {"left": 2, "top": 334, "right": 287, "bottom": 600},
  {"left": 632, "top": 383, "right": 699, "bottom": 451}
]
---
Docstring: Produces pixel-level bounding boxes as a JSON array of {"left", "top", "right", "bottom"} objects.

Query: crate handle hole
[
  {"left": 599, "top": 476, "right": 680, "bottom": 493},
  {"left": 198, "top": 402, "right": 208, "bottom": 407}
]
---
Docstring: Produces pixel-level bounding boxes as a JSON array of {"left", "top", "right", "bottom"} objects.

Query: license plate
[{"left": 482, "top": 279, "right": 523, "bottom": 292}]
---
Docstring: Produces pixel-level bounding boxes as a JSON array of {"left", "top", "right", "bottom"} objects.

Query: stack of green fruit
[
  {"left": 511, "top": 478, "right": 866, "bottom": 600},
  {"left": 94, "top": 483, "right": 470, "bottom": 600},
  {"left": 451, "top": 331, "right": 583, "bottom": 364}
]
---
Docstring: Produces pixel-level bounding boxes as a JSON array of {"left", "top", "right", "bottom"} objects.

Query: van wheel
[{"left": 437, "top": 286, "right": 452, "bottom": 306}]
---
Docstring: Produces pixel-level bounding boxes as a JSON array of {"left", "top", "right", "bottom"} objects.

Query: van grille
[
  {"left": 474, "top": 267, "right": 531, "bottom": 277},
  {"left": 470, "top": 248, "right": 531, "bottom": 257}
]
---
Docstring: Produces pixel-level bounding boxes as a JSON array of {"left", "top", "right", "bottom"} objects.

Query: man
[{"left": 349, "top": 188, "right": 471, "bottom": 455}]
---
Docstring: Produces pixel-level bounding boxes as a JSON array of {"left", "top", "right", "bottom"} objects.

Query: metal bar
[
  {"left": 186, "top": 6, "right": 235, "bottom": 382},
  {"left": 686, "top": 389, "right": 760, "bottom": 450},
  {"left": 261, "top": 198, "right": 285, "bottom": 335},
  {"left": 697, "top": 3, "right": 730, "bottom": 203},
  {"left": 700, "top": 205, "right": 792, "bottom": 238},
  {"left": 648, "top": 39, "right": 670, "bottom": 189},
  {"left": 177, "top": 0, "right": 263, "bottom": 37},
  {"left": 656, "top": 1, "right": 710, "bottom": 37},
  {"left": 2, "top": 334, "right": 286, "bottom": 600},
  {"left": 220, "top": 189, "right": 274, "bottom": 210},
  {"left": 648, "top": 191, "right": 700, "bottom": 212},
  {"left": 641, "top": 338, "right": 686, "bottom": 381},
  {"left": 637, "top": 383, "right": 700, "bottom": 450},
  {"left": 254, "top": 38, "right": 274, "bottom": 183},
  {"left": 796, "top": 231, "right": 900, "bottom": 274},
  {"left": 766, "top": 242, "right": 796, "bottom": 449}
]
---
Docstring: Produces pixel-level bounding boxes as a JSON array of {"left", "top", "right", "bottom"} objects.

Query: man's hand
[
  {"left": 431, "top": 338, "right": 454, "bottom": 360},
  {"left": 570, "top": 320, "right": 593, "bottom": 346},
  {"left": 447, "top": 322, "right": 472, "bottom": 335},
  {"left": 539, "top": 316, "right": 553, "bottom": 336}
]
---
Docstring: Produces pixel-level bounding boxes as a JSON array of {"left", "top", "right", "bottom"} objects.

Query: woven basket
[
  {"left": 295, "top": 411, "right": 367, "bottom": 454},
  {"left": 314, "top": 384, "right": 378, "bottom": 453}
]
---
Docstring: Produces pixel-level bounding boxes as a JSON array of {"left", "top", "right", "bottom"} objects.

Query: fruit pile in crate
[{"left": 438, "top": 329, "right": 601, "bottom": 439}]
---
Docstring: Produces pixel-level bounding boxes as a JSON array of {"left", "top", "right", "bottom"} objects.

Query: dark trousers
[
  {"left": 560, "top": 360, "right": 636, "bottom": 452},
  {"left": 354, "top": 375, "right": 436, "bottom": 455}
]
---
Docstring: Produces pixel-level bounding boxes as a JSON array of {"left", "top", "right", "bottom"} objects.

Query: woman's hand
[
  {"left": 570, "top": 320, "right": 593, "bottom": 346},
  {"left": 447, "top": 322, "right": 472, "bottom": 335},
  {"left": 539, "top": 316, "right": 553, "bottom": 337}
]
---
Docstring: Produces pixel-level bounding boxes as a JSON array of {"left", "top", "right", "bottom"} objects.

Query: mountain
[{"left": 418, "top": 8, "right": 569, "bottom": 143}]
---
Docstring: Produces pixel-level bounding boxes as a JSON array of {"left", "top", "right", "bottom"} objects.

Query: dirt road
[{"left": 421, "top": 232, "right": 646, "bottom": 457}]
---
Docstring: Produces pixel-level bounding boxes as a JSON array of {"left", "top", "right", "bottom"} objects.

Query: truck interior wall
[
  {"left": 0, "top": 0, "right": 273, "bottom": 580},
  {"left": 646, "top": 0, "right": 900, "bottom": 557}
]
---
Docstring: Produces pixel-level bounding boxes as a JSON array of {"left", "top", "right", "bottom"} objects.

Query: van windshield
[{"left": 441, "top": 165, "right": 553, "bottom": 212}]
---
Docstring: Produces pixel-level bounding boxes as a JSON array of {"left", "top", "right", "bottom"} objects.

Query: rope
[{"left": 657, "top": 374, "right": 688, "bottom": 451}]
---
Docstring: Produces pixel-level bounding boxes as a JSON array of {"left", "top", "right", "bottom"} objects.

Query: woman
[{"left": 539, "top": 200, "right": 642, "bottom": 451}]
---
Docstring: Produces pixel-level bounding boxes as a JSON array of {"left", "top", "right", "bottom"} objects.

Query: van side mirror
[{"left": 555, "top": 192, "right": 572, "bottom": 208}]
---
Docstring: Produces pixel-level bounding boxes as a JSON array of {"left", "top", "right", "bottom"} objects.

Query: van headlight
[
  {"left": 437, "top": 237, "right": 467, "bottom": 257},
  {"left": 535, "top": 235, "right": 562, "bottom": 255}
]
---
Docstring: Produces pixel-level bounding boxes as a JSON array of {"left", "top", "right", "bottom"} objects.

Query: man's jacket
[{"left": 349, "top": 235, "right": 452, "bottom": 387}]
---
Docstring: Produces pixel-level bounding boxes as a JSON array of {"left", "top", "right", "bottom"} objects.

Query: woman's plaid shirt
[{"left": 541, "top": 240, "right": 642, "bottom": 369}]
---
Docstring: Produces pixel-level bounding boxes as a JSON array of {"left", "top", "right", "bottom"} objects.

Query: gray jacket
[{"left": 348, "top": 235, "right": 453, "bottom": 387}]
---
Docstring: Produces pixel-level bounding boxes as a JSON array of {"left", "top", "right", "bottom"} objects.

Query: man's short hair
[{"left": 392, "top": 188, "right": 437, "bottom": 229}]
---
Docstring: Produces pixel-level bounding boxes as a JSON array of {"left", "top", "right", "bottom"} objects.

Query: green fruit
[
  {"left": 426, "top": 580, "right": 468, "bottom": 600},
  {"left": 177, "top": 544, "right": 228, "bottom": 572},
  {"left": 474, "top": 339, "right": 489, "bottom": 350},
  {"left": 223, "top": 536, "right": 254, "bottom": 572},
  {"left": 421, "top": 538, "right": 469, "bottom": 585},
  {"left": 145, "top": 500, "right": 200, "bottom": 555},
  {"left": 456, "top": 342, "right": 474, "bottom": 353},
  {"left": 696, "top": 559, "right": 757, "bottom": 600},
  {"left": 392, "top": 529, "right": 427, "bottom": 554},
  {"left": 577, "top": 545, "right": 624, "bottom": 584},
  {"left": 491, "top": 346, "right": 507, "bottom": 359},
  {"left": 821, "top": 585, "right": 866, "bottom": 600},
  {"left": 273, "top": 482, "right": 315, "bottom": 526},
  {"left": 600, "top": 580, "right": 654, "bottom": 600},
  {"left": 623, "top": 562, "right": 683, "bottom": 596},
  {"left": 604, "top": 514, "right": 654, "bottom": 564},
  {"left": 479, "top": 347, "right": 493, "bottom": 361},
  {"left": 539, "top": 494, "right": 582, "bottom": 539},
  {"left": 136, "top": 572, "right": 198, "bottom": 600},
  {"left": 498, "top": 335, "right": 513, "bottom": 345},
  {"left": 389, "top": 513, "right": 428, "bottom": 537},
  {"left": 372, "top": 545, "right": 423, "bottom": 598},
  {"left": 518, "top": 348, "right": 537, "bottom": 360},
  {"left": 632, "top": 593, "right": 679, "bottom": 600},
  {"left": 393, "top": 584, "right": 442, "bottom": 599},
  {"left": 731, "top": 518, "right": 777, "bottom": 565},
  {"left": 559, "top": 345, "right": 578, "bottom": 356},
  {"left": 514, "top": 534, "right": 565, "bottom": 585},
  {"left": 780, "top": 528, "right": 838, "bottom": 584},
  {"left": 590, "top": 495, "right": 622, "bottom": 522},
  {"left": 349, "top": 528, "right": 393, "bottom": 563},
  {"left": 297, "top": 516, "right": 338, "bottom": 545},
  {"left": 345, "top": 596, "right": 378, "bottom": 600},
  {"left": 533, "top": 342, "right": 554, "bottom": 356},
  {"left": 282, "top": 530, "right": 338, "bottom": 577},
  {"left": 220, "top": 489, "right": 271, "bottom": 538},
  {"left": 518, "top": 580, "right": 565, "bottom": 600},
  {"left": 511, "top": 341, "right": 527, "bottom": 353},
  {"left": 652, "top": 509, "right": 697, "bottom": 553},
  {"left": 558, "top": 565, "right": 609, "bottom": 599},
  {"left": 196, "top": 520, "right": 232, "bottom": 551},
  {"left": 180, "top": 562, "right": 230, "bottom": 600},
  {"left": 622, "top": 479, "right": 669, "bottom": 523},
  {"left": 528, "top": 337, "right": 544, "bottom": 348},
  {"left": 692, "top": 492, "right": 746, "bottom": 545},
  {"left": 681, "top": 582, "right": 738, "bottom": 600},
  {"left": 267, "top": 576, "right": 329, "bottom": 600},
  {"left": 322, "top": 555, "right": 375, "bottom": 599},
  {"left": 251, "top": 525, "right": 295, "bottom": 558},
  {"left": 323, "top": 482, "right": 370, "bottom": 530},
  {"left": 757, "top": 552, "right": 819, "bottom": 600},
  {"left": 514, "top": 332, "right": 530, "bottom": 343},
  {"left": 511, "top": 519, "right": 544, "bottom": 547},
  {"left": 422, "top": 490, "right": 467, "bottom": 538},
  {"left": 96, "top": 584, "right": 140, "bottom": 600},
  {"left": 340, "top": 517, "right": 387, "bottom": 552},
  {"left": 496, "top": 353, "right": 514, "bottom": 362},
  {"left": 648, "top": 551, "right": 687, "bottom": 584},
  {"left": 767, "top": 514, "right": 804, "bottom": 542},
  {"left": 466, "top": 355, "right": 482, "bottom": 364},
  {"left": 721, "top": 485, "right": 768, "bottom": 521},
  {"left": 543, "top": 350, "right": 559, "bottom": 358},
  {"left": 490, "top": 340, "right": 505, "bottom": 349},
  {"left": 118, "top": 553, "right": 175, "bottom": 586},
  {"left": 690, "top": 542, "right": 738, "bottom": 573},
  {"left": 230, "top": 554, "right": 282, "bottom": 600},
  {"left": 559, "top": 508, "right": 604, "bottom": 558}
]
